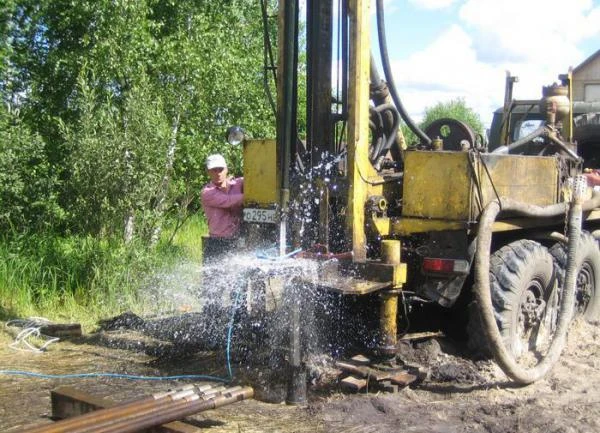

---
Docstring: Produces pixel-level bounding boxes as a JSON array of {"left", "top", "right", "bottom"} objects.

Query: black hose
[
  {"left": 474, "top": 185, "right": 600, "bottom": 384},
  {"left": 370, "top": 52, "right": 405, "bottom": 161},
  {"left": 375, "top": 0, "right": 431, "bottom": 146},
  {"left": 369, "top": 106, "right": 385, "bottom": 161},
  {"left": 375, "top": 103, "right": 401, "bottom": 154}
]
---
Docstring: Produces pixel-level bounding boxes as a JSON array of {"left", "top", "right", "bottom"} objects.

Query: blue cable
[
  {"left": 226, "top": 285, "right": 244, "bottom": 380},
  {"left": 1, "top": 290, "right": 244, "bottom": 383},
  {"left": 0, "top": 370, "right": 229, "bottom": 382}
]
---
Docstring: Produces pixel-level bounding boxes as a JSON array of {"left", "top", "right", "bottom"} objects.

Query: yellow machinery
[{"left": 235, "top": 0, "right": 600, "bottom": 395}]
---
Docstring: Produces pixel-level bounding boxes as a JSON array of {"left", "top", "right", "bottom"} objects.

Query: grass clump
[{"left": 0, "top": 215, "right": 207, "bottom": 329}]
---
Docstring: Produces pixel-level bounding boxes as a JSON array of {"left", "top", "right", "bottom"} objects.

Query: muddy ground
[{"left": 1, "top": 317, "right": 599, "bottom": 433}]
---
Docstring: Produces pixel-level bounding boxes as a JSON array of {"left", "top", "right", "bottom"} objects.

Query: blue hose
[
  {"left": 0, "top": 247, "right": 282, "bottom": 383},
  {"left": 1, "top": 288, "right": 244, "bottom": 383},
  {"left": 0, "top": 370, "right": 229, "bottom": 382}
]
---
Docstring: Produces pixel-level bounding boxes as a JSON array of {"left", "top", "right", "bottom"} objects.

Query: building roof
[{"left": 573, "top": 49, "right": 600, "bottom": 74}]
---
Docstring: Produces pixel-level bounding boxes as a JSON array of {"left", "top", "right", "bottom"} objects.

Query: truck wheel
[
  {"left": 549, "top": 232, "right": 600, "bottom": 321},
  {"left": 573, "top": 112, "right": 600, "bottom": 167},
  {"left": 468, "top": 240, "right": 556, "bottom": 360}
]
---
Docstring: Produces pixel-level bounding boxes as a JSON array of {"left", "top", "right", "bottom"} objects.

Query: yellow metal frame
[
  {"left": 346, "top": 0, "right": 372, "bottom": 262},
  {"left": 242, "top": 139, "right": 279, "bottom": 206}
]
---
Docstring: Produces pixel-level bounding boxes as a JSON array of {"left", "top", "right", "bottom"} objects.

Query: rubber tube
[
  {"left": 375, "top": 103, "right": 401, "bottom": 155},
  {"left": 474, "top": 187, "right": 600, "bottom": 384},
  {"left": 370, "top": 52, "right": 405, "bottom": 161}
]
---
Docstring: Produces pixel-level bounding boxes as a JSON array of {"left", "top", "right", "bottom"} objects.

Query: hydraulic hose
[
  {"left": 474, "top": 182, "right": 600, "bottom": 384},
  {"left": 491, "top": 126, "right": 546, "bottom": 155},
  {"left": 375, "top": 0, "right": 431, "bottom": 146},
  {"left": 370, "top": 52, "right": 405, "bottom": 161}
]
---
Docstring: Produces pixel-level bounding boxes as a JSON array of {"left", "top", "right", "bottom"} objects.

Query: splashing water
[{"left": 132, "top": 251, "right": 334, "bottom": 363}]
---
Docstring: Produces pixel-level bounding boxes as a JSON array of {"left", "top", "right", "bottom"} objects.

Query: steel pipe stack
[{"left": 19, "top": 384, "right": 253, "bottom": 433}]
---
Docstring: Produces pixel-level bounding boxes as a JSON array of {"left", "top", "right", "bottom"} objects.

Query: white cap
[{"left": 206, "top": 154, "right": 227, "bottom": 170}]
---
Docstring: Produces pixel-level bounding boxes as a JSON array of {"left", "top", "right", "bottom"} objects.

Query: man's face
[{"left": 208, "top": 166, "right": 228, "bottom": 185}]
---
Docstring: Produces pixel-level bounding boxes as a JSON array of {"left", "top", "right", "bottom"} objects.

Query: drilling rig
[{"left": 229, "top": 0, "right": 600, "bottom": 399}]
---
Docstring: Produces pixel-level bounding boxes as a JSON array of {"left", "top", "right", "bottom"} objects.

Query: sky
[{"left": 371, "top": 0, "right": 600, "bottom": 127}]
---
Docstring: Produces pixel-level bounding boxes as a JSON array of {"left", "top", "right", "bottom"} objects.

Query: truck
[
  {"left": 224, "top": 0, "right": 600, "bottom": 401},
  {"left": 489, "top": 70, "right": 600, "bottom": 168}
]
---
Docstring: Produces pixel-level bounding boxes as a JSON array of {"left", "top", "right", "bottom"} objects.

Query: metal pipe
[
  {"left": 491, "top": 126, "right": 546, "bottom": 154},
  {"left": 83, "top": 387, "right": 254, "bottom": 433},
  {"left": 286, "top": 285, "right": 306, "bottom": 405},
  {"left": 378, "top": 240, "right": 402, "bottom": 357},
  {"left": 278, "top": 0, "right": 299, "bottom": 256},
  {"left": 22, "top": 386, "right": 200, "bottom": 433},
  {"left": 78, "top": 386, "right": 237, "bottom": 433},
  {"left": 20, "top": 385, "right": 244, "bottom": 433},
  {"left": 79, "top": 396, "right": 202, "bottom": 433},
  {"left": 547, "top": 132, "right": 583, "bottom": 162}
]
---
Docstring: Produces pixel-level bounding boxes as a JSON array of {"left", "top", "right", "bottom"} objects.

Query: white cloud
[
  {"left": 386, "top": 0, "right": 600, "bottom": 127},
  {"left": 460, "top": 0, "right": 600, "bottom": 65},
  {"left": 390, "top": 25, "right": 504, "bottom": 126},
  {"left": 409, "top": 0, "right": 457, "bottom": 10}
]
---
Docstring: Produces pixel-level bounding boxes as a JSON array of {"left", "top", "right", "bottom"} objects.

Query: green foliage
[
  {"left": 402, "top": 98, "right": 484, "bottom": 146},
  {"left": 61, "top": 70, "right": 171, "bottom": 239},
  {"left": 2, "top": 0, "right": 276, "bottom": 242},
  {"left": 0, "top": 0, "right": 278, "bottom": 320},
  {"left": 0, "top": 106, "right": 62, "bottom": 232}
]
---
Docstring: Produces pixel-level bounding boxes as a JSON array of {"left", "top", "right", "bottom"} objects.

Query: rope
[{"left": 6, "top": 317, "right": 59, "bottom": 353}]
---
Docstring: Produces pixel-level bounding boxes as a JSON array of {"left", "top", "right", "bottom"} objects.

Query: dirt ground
[{"left": 1, "top": 318, "right": 599, "bottom": 433}]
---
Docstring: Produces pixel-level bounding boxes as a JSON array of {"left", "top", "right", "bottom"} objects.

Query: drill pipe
[
  {"left": 21, "top": 385, "right": 203, "bottom": 433},
  {"left": 72, "top": 386, "right": 237, "bottom": 433},
  {"left": 79, "top": 387, "right": 254, "bottom": 433},
  {"left": 20, "top": 384, "right": 231, "bottom": 433}
]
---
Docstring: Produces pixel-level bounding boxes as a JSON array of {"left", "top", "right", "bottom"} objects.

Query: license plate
[{"left": 243, "top": 208, "right": 277, "bottom": 224}]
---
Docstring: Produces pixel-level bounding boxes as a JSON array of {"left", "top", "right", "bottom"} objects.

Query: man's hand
[{"left": 584, "top": 169, "right": 600, "bottom": 187}]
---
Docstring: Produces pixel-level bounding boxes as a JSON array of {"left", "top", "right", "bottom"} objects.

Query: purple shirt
[{"left": 201, "top": 177, "right": 244, "bottom": 238}]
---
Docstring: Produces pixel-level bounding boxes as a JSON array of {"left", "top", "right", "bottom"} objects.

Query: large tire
[
  {"left": 549, "top": 232, "right": 600, "bottom": 322},
  {"left": 468, "top": 240, "right": 556, "bottom": 359},
  {"left": 573, "top": 112, "right": 600, "bottom": 167}
]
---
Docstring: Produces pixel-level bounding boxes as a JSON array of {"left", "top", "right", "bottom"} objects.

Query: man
[{"left": 201, "top": 153, "right": 244, "bottom": 262}]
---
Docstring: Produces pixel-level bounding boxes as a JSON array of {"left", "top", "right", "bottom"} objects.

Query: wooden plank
[
  {"left": 40, "top": 323, "right": 82, "bottom": 338},
  {"left": 340, "top": 375, "right": 368, "bottom": 392},
  {"left": 51, "top": 386, "right": 201, "bottom": 433},
  {"left": 399, "top": 331, "right": 444, "bottom": 341},
  {"left": 350, "top": 354, "right": 370, "bottom": 365},
  {"left": 388, "top": 372, "right": 418, "bottom": 386},
  {"left": 335, "top": 361, "right": 393, "bottom": 382}
]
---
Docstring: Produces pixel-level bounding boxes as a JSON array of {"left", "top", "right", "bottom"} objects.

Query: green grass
[
  {"left": 170, "top": 214, "right": 207, "bottom": 262},
  {"left": 0, "top": 214, "right": 208, "bottom": 329}
]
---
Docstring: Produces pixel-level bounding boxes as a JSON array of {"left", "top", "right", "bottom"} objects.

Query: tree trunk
[{"left": 150, "top": 112, "right": 180, "bottom": 245}]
